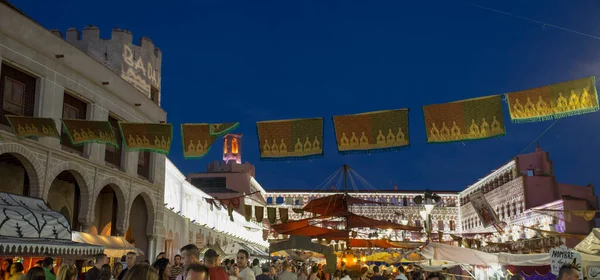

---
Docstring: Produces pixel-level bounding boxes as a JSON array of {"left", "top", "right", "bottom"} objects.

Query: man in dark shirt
[
  {"left": 85, "top": 254, "right": 107, "bottom": 280},
  {"left": 256, "top": 265, "right": 273, "bottom": 280},
  {"left": 117, "top": 252, "right": 137, "bottom": 280},
  {"left": 370, "top": 266, "right": 385, "bottom": 280}
]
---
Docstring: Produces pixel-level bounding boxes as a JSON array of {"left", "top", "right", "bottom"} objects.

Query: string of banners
[{"left": 3, "top": 76, "right": 598, "bottom": 159}]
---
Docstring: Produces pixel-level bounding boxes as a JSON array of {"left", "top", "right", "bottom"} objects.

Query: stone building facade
[{"left": 0, "top": 1, "right": 166, "bottom": 260}]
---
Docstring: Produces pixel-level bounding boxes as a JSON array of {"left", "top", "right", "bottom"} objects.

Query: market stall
[{"left": 0, "top": 192, "right": 103, "bottom": 273}]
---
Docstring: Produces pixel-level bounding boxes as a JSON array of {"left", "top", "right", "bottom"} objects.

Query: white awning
[
  {"left": 71, "top": 231, "right": 143, "bottom": 258},
  {"left": 0, "top": 237, "right": 103, "bottom": 257}
]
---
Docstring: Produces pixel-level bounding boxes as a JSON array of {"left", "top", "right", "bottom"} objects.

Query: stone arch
[
  {"left": 270, "top": 236, "right": 336, "bottom": 273},
  {"left": 92, "top": 177, "right": 128, "bottom": 234},
  {"left": 129, "top": 190, "right": 156, "bottom": 236},
  {"left": 0, "top": 143, "right": 44, "bottom": 197},
  {"left": 44, "top": 161, "right": 93, "bottom": 228}
]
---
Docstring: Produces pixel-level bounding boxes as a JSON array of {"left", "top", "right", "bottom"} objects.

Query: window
[
  {"left": 105, "top": 115, "right": 122, "bottom": 167},
  {"left": 527, "top": 169, "right": 534, "bottom": 176},
  {"left": 61, "top": 93, "right": 87, "bottom": 153},
  {"left": 150, "top": 87, "right": 160, "bottom": 105},
  {"left": 276, "top": 197, "right": 284, "bottom": 205},
  {"left": 137, "top": 151, "right": 151, "bottom": 179},
  {"left": 449, "top": 220, "right": 456, "bottom": 231},
  {"left": 0, "top": 64, "right": 36, "bottom": 126},
  {"left": 266, "top": 197, "right": 273, "bottom": 204},
  {"left": 438, "top": 220, "right": 444, "bottom": 231}
]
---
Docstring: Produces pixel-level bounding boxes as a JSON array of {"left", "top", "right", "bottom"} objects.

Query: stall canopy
[
  {"left": 0, "top": 192, "right": 103, "bottom": 256},
  {"left": 71, "top": 231, "right": 143, "bottom": 258},
  {"left": 422, "top": 242, "right": 550, "bottom": 267}
]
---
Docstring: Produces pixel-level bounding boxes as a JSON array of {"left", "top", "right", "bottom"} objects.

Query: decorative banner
[
  {"left": 279, "top": 208, "right": 289, "bottom": 223},
  {"left": 209, "top": 122, "right": 240, "bottom": 136},
  {"left": 6, "top": 116, "right": 60, "bottom": 139},
  {"left": 550, "top": 245, "right": 582, "bottom": 280},
  {"left": 256, "top": 118, "right": 324, "bottom": 161},
  {"left": 267, "top": 207, "right": 277, "bottom": 224},
  {"left": 255, "top": 206, "right": 264, "bottom": 222},
  {"left": 244, "top": 205, "right": 253, "bottom": 222},
  {"left": 507, "top": 76, "right": 599, "bottom": 123},
  {"left": 181, "top": 124, "right": 218, "bottom": 159},
  {"left": 61, "top": 120, "right": 118, "bottom": 147},
  {"left": 423, "top": 95, "right": 505, "bottom": 143},
  {"left": 333, "top": 109, "right": 409, "bottom": 154},
  {"left": 469, "top": 190, "right": 500, "bottom": 228},
  {"left": 119, "top": 122, "right": 172, "bottom": 154}
]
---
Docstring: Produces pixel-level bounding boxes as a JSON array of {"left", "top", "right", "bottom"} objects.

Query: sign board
[
  {"left": 588, "top": 267, "right": 600, "bottom": 279},
  {"left": 550, "top": 245, "right": 582, "bottom": 280}
]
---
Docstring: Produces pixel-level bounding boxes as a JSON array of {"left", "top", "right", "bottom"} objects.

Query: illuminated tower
[{"left": 223, "top": 134, "right": 242, "bottom": 164}]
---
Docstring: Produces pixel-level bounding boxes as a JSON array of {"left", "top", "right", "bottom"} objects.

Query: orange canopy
[{"left": 302, "top": 194, "right": 387, "bottom": 216}]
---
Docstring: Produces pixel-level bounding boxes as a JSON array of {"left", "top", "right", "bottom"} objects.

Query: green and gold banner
[
  {"left": 6, "top": 116, "right": 60, "bottom": 139},
  {"left": 256, "top": 118, "right": 324, "bottom": 161},
  {"left": 209, "top": 122, "right": 239, "bottom": 136},
  {"left": 507, "top": 76, "right": 599, "bottom": 123},
  {"left": 423, "top": 95, "right": 505, "bottom": 143},
  {"left": 181, "top": 124, "right": 218, "bottom": 159},
  {"left": 61, "top": 119, "right": 118, "bottom": 147},
  {"left": 119, "top": 122, "right": 172, "bottom": 155},
  {"left": 333, "top": 109, "right": 409, "bottom": 154}
]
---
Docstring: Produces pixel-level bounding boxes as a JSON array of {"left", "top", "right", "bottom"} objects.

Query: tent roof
[
  {"left": 575, "top": 228, "right": 600, "bottom": 255},
  {"left": 0, "top": 192, "right": 73, "bottom": 240},
  {"left": 0, "top": 236, "right": 103, "bottom": 257},
  {"left": 302, "top": 194, "right": 387, "bottom": 216},
  {"left": 71, "top": 231, "right": 143, "bottom": 258}
]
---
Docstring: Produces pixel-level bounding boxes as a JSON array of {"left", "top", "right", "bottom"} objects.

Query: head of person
[
  {"left": 426, "top": 272, "right": 445, "bottom": 280},
  {"left": 42, "top": 257, "right": 54, "bottom": 269},
  {"left": 157, "top": 252, "right": 166, "bottom": 260},
  {"left": 95, "top": 254, "right": 108, "bottom": 267},
  {"left": 56, "top": 264, "right": 77, "bottom": 280},
  {"left": 24, "top": 266, "right": 46, "bottom": 280},
  {"left": 185, "top": 263, "right": 209, "bottom": 280},
  {"left": 236, "top": 249, "right": 250, "bottom": 268},
  {"left": 113, "top": 262, "right": 124, "bottom": 277},
  {"left": 270, "top": 265, "right": 277, "bottom": 275},
  {"left": 204, "top": 249, "right": 220, "bottom": 267},
  {"left": 311, "top": 265, "right": 318, "bottom": 274},
  {"left": 100, "top": 264, "right": 112, "bottom": 278},
  {"left": 153, "top": 258, "right": 171, "bottom": 280},
  {"left": 10, "top": 262, "right": 24, "bottom": 276},
  {"left": 252, "top": 259, "right": 260, "bottom": 267},
  {"left": 126, "top": 251, "right": 137, "bottom": 268},
  {"left": 181, "top": 244, "right": 200, "bottom": 268},
  {"left": 262, "top": 265, "right": 270, "bottom": 275},
  {"left": 122, "top": 263, "right": 159, "bottom": 280},
  {"left": 34, "top": 260, "right": 43, "bottom": 268},
  {"left": 398, "top": 266, "right": 405, "bottom": 274},
  {"left": 360, "top": 266, "right": 369, "bottom": 276},
  {"left": 1, "top": 259, "right": 11, "bottom": 271},
  {"left": 558, "top": 264, "right": 579, "bottom": 280},
  {"left": 373, "top": 266, "right": 380, "bottom": 275},
  {"left": 283, "top": 261, "right": 291, "bottom": 272},
  {"left": 174, "top": 254, "right": 182, "bottom": 266}
]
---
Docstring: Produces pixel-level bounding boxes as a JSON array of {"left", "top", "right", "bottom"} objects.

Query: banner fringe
[
  {"left": 338, "top": 145, "right": 409, "bottom": 155},
  {"left": 426, "top": 133, "right": 506, "bottom": 144},
  {"left": 259, "top": 154, "right": 324, "bottom": 162}
]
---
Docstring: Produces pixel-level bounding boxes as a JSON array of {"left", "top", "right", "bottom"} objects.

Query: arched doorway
[
  {"left": 47, "top": 171, "right": 83, "bottom": 230},
  {"left": 0, "top": 153, "right": 32, "bottom": 196},
  {"left": 126, "top": 194, "right": 150, "bottom": 261},
  {"left": 93, "top": 185, "right": 120, "bottom": 236}
]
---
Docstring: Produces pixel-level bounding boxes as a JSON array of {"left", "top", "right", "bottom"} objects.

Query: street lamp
[{"left": 414, "top": 190, "right": 441, "bottom": 241}]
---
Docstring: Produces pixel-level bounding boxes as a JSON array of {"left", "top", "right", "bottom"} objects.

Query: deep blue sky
[{"left": 13, "top": 0, "right": 600, "bottom": 192}]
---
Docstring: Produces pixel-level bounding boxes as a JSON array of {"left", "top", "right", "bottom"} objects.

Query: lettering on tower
[{"left": 121, "top": 44, "right": 161, "bottom": 97}]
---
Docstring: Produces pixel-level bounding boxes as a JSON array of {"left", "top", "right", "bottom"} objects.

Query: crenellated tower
[
  {"left": 223, "top": 134, "right": 242, "bottom": 164},
  {"left": 49, "top": 26, "right": 163, "bottom": 105}
]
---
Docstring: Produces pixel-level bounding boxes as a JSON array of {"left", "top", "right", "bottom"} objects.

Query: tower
[{"left": 223, "top": 134, "right": 242, "bottom": 164}]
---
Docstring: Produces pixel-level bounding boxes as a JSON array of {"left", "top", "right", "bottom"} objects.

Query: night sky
[{"left": 12, "top": 0, "right": 600, "bottom": 193}]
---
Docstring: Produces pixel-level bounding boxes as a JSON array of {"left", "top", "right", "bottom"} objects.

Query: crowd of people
[{"left": 0, "top": 248, "right": 582, "bottom": 280}]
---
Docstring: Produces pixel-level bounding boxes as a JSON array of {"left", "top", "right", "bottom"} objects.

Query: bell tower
[{"left": 223, "top": 134, "right": 242, "bottom": 164}]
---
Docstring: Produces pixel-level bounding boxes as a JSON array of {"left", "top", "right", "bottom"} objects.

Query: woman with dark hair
[
  {"left": 8, "top": 262, "right": 25, "bottom": 280},
  {"left": 98, "top": 264, "right": 113, "bottom": 280},
  {"left": 24, "top": 267, "right": 45, "bottom": 280},
  {"left": 1, "top": 259, "right": 13, "bottom": 280},
  {"left": 152, "top": 258, "right": 171, "bottom": 280}
]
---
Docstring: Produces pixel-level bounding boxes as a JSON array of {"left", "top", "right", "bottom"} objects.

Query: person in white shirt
[
  {"left": 236, "top": 249, "right": 255, "bottom": 280},
  {"left": 395, "top": 266, "right": 408, "bottom": 280},
  {"left": 252, "top": 259, "right": 262, "bottom": 277}
]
